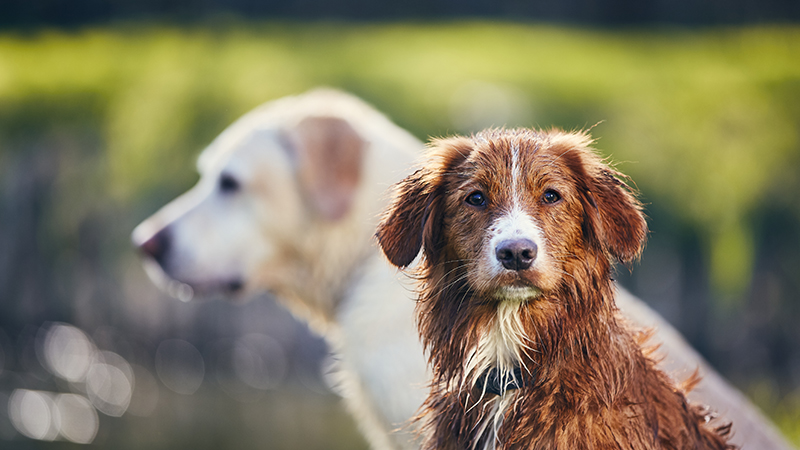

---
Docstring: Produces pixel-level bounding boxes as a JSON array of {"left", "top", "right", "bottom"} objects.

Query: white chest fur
[{"left": 464, "top": 301, "right": 532, "bottom": 450}]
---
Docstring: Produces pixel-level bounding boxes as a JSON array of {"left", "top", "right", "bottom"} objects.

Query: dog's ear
[
  {"left": 586, "top": 167, "right": 647, "bottom": 263},
  {"left": 286, "top": 116, "right": 366, "bottom": 221},
  {"left": 377, "top": 138, "right": 473, "bottom": 268},
  {"left": 564, "top": 144, "right": 647, "bottom": 263},
  {"left": 376, "top": 168, "right": 436, "bottom": 268}
]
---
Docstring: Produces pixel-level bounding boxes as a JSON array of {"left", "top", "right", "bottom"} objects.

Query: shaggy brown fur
[{"left": 377, "top": 128, "right": 734, "bottom": 450}]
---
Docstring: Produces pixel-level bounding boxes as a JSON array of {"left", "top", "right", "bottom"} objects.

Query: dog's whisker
[
  {"left": 423, "top": 262, "right": 478, "bottom": 299},
  {"left": 431, "top": 271, "right": 474, "bottom": 301}
]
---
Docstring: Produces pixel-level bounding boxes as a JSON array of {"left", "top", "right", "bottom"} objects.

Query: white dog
[{"left": 132, "top": 89, "right": 792, "bottom": 450}]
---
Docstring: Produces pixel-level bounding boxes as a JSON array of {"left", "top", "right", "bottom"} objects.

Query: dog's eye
[
  {"left": 542, "top": 190, "right": 561, "bottom": 204},
  {"left": 465, "top": 191, "right": 487, "bottom": 207},
  {"left": 219, "top": 173, "right": 240, "bottom": 194}
]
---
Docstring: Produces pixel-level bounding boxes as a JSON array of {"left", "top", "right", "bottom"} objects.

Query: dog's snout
[
  {"left": 495, "top": 239, "right": 537, "bottom": 271},
  {"left": 138, "top": 228, "right": 171, "bottom": 265}
]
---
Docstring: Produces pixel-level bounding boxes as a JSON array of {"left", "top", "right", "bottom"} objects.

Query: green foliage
[
  {"left": 2, "top": 23, "right": 798, "bottom": 300},
  {"left": 2, "top": 23, "right": 798, "bottom": 292},
  {"left": 749, "top": 379, "right": 800, "bottom": 446}
]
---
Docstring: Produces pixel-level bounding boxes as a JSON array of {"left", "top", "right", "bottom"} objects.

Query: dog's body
[
  {"left": 378, "top": 128, "right": 733, "bottom": 449},
  {"left": 133, "top": 90, "right": 792, "bottom": 450},
  {"left": 132, "top": 89, "right": 428, "bottom": 450}
]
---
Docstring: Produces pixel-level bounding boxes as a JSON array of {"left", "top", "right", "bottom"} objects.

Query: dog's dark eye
[
  {"left": 465, "top": 191, "right": 487, "bottom": 207},
  {"left": 542, "top": 190, "right": 561, "bottom": 204},
  {"left": 219, "top": 173, "right": 240, "bottom": 194}
]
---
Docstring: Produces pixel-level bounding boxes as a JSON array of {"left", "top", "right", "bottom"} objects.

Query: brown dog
[{"left": 377, "top": 128, "right": 734, "bottom": 449}]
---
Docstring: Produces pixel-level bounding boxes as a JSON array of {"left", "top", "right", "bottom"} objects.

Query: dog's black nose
[
  {"left": 138, "top": 228, "right": 171, "bottom": 266},
  {"left": 495, "top": 239, "right": 537, "bottom": 271}
]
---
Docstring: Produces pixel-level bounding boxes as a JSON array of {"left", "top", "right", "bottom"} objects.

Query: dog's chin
[
  {"left": 185, "top": 279, "right": 248, "bottom": 301},
  {"left": 141, "top": 259, "right": 247, "bottom": 302},
  {"left": 491, "top": 285, "right": 542, "bottom": 303}
]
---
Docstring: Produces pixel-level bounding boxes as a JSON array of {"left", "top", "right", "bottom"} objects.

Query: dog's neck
[
  {"left": 420, "top": 257, "right": 618, "bottom": 390},
  {"left": 469, "top": 292, "right": 621, "bottom": 393},
  {"left": 268, "top": 226, "right": 376, "bottom": 334},
  {"left": 464, "top": 300, "right": 536, "bottom": 392},
  {"left": 417, "top": 259, "right": 631, "bottom": 449},
  {"left": 282, "top": 141, "right": 420, "bottom": 332}
]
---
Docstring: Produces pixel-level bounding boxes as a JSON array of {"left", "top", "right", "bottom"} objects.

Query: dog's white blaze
[
  {"left": 487, "top": 205, "right": 546, "bottom": 277},
  {"left": 511, "top": 141, "right": 521, "bottom": 200},
  {"left": 487, "top": 141, "right": 545, "bottom": 277}
]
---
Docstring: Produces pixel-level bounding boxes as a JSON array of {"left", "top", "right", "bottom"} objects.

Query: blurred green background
[{"left": 0, "top": 21, "right": 799, "bottom": 447}]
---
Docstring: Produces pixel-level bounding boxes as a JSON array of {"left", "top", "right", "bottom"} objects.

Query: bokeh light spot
[
  {"left": 40, "top": 324, "right": 96, "bottom": 383},
  {"left": 155, "top": 339, "right": 205, "bottom": 395},
  {"left": 234, "top": 333, "right": 287, "bottom": 391},
  {"left": 86, "top": 361, "right": 132, "bottom": 417},
  {"left": 54, "top": 394, "right": 98, "bottom": 444},
  {"left": 8, "top": 390, "right": 58, "bottom": 441}
]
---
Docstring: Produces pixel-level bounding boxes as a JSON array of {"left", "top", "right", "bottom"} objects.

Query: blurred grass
[
  {"left": 1, "top": 23, "right": 799, "bottom": 299},
  {"left": 749, "top": 379, "right": 800, "bottom": 446},
  {"left": 0, "top": 21, "right": 798, "bottom": 444}
]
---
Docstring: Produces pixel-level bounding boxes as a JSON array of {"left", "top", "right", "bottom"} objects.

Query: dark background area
[{"left": 1, "top": 0, "right": 800, "bottom": 27}]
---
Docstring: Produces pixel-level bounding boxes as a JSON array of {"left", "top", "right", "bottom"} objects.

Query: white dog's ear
[{"left": 286, "top": 116, "right": 366, "bottom": 221}]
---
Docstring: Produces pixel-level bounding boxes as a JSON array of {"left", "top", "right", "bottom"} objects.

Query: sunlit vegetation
[{"left": 2, "top": 23, "right": 799, "bottom": 296}]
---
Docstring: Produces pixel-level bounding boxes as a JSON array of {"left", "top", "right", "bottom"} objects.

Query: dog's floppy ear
[
  {"left": 587, "top": 167, "right": 647, "bottom": 263},
  {"left": 286, "top": 116, "right": 366, "bottom": 221},
  {"left": 564, "top": 144, "right": 647, "bottom": 263},
  {"left": 376, "top": 168, "right": 436, "bottom": 268},
  {"left": 377, "top": 137, "right": 473, "bottom": 268}
]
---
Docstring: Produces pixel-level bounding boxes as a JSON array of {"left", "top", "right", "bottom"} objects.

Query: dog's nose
[
  {"left": 138, "top": 228, "right": 171, "bottom": 265},
  {"left": 495, "top": 239, "right": 537, "bottom": 271}
]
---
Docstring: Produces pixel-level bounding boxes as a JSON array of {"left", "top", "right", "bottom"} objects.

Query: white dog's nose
[{"left": 495, "top": 239, "right": 537, "bottom": 271}]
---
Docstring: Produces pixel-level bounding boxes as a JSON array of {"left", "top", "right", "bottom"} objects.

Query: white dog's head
[{"left": 132, "top": 89, "right": 420, "bottom": 318}]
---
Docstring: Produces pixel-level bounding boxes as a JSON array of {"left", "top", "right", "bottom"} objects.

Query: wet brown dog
[{"left": 377, "top": 128, "right": 734, "bottom": 449}]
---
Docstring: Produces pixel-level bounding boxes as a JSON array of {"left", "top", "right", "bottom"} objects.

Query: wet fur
[{"left": 377, "top": 128, "right": 734, "bottom": 450}]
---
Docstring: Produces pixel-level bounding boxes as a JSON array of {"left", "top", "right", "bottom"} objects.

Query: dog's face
[
  {"left": 378, "top": 128, "right": 647, "bottom": 304},
  {"left": 132, "top": 112, "right": 365, "bottom": 301}
]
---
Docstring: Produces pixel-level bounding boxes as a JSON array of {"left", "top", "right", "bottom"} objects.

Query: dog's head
[
  {"left": 377, "top": 129, "right": 647, "bottom": 372},
  {"left": 131, "top": 90, "right": 375, "bottom": 308},
  {"left": 378, "top": 128, "right": 646, "bottom": 300}
]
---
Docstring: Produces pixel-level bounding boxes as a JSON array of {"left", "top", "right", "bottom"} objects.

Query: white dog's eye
[{"left": 219, "top": 173, "right": 240, "bottom": 194}]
